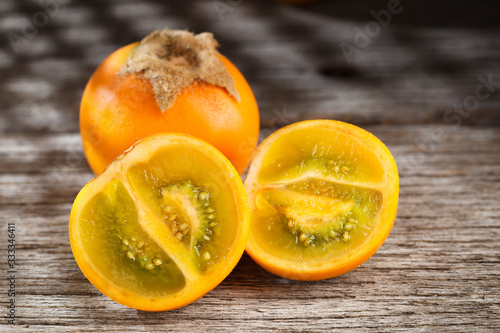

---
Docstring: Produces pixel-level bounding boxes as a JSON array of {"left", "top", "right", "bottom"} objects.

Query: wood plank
[
  {"left": 1, "top": 0, "right": 500, "bottom": 331},
  {"left": 1, "top": 126, "right": 499, "bottom": 332}
]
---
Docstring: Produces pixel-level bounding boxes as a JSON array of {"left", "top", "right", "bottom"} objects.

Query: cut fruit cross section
[
  {"left": 69, "top": 133, "right": 249, "bottom": 311},
  {"left": 244, "top": 120, "right": 399, "bottom": 281}
]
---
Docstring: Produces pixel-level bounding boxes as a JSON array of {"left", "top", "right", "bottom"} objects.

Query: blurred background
[
  {"left": 1, "top": 1, "right": 499, "bottom": 331},
  {"left": 2, "top": 0, "right": 500, "bottom": 135}
]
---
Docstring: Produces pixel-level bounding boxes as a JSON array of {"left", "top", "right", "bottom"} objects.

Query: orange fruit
[
  {"left": 80, "top": 29, "right": 259, "bottom": 175},
  {"left": 244, "top": 120, "right": 399, "bottom": 280},
  {"left": 69, "top": 133, "right": 249, "bottom": 311}
]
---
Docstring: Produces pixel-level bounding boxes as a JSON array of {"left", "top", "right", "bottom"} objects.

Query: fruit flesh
[
  {"left": 252, "top": 179, "right": 382, "bottom": 262},
  {"left": 244, "top": 120, "right": 399, "bottom": 280},
  {"left": 79, "top": 180, "right": 186, "bottom": 296},
  {"left": 126, "top": 146, "right": 241, "bottom": 273},
  {"left": 255, "top": 128, "right": 385, "bottom": 185},
  {"left": 70, "top": 133, "right": 249, "bottom": 311}
]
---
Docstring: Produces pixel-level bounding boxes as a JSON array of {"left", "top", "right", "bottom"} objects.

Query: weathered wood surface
[{"left": 1, "top": 0, "right": 500, "bottom": 332}]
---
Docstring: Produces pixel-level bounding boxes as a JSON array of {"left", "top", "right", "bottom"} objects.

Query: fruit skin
[
  {"left": 80, "top": 42, "right": 259, "bottom": 176},
  {"left": 69, "top": 133, "right": 249, "bottom": 311},
  {"left": 244, "top": 120, "right": 399, "bottom": 281}
]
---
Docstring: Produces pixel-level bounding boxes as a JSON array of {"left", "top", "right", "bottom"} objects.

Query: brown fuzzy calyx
[{"left": 119, "top": 29, "right": 240, "bottom": 111}]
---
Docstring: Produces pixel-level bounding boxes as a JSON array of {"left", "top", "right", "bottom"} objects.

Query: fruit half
[
  {"left": 244, "top": 120, "right": 399, "bottom": 280},
  {"left": 69, "top": 133, "right": 249, "bottom": 311}
]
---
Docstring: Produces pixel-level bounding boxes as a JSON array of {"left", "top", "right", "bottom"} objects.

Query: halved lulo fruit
[
  {"left": 69, "top": 133, "right": 249, "bottom": 311},
  {"left": 244, "top": 120, "right": 399, "bottom": 281}
]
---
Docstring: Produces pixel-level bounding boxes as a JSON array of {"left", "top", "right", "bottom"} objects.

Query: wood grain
[
  {"left": 1, "top": 0, "right": 500, "bottom": 332},
  {"left": 1, "top": 126, "right": 499, "bottom": 332}
]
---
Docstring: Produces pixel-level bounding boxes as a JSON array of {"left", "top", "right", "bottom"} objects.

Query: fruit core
[{"left": 252, "top": 156, "right": 383, "bottom": 259}]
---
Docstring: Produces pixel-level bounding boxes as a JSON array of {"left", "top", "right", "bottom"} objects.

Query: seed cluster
[
  {"left": 163, "top": 203, "right": 191, "bottom": 243},
  {"left": 280, "top": 169, "right": 363, "bottom": 248},
  {"left": 286, "top": 219, "right": 316, "bottom": 247},
  {"left": 117, "top": 234, "right": 164, "bottom": 272},
  {"left": 160, "top": 181, "right": 218, "bottom": 264},
  {"left": 194, "top": 187, "right": 218, "bottom": 262},
  {"left": 285, "top": 214, "right": 358, "bottom": 248},
  {"left": 341, "top": 217, "right": 357, "bottom": 240},
  {"left": 325, "top": 159, "right": 351, "bottom": 175}
]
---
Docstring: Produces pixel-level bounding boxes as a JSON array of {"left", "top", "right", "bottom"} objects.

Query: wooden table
[{"left": 1, "top": 0, "right": 499, "bottom": 331}]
